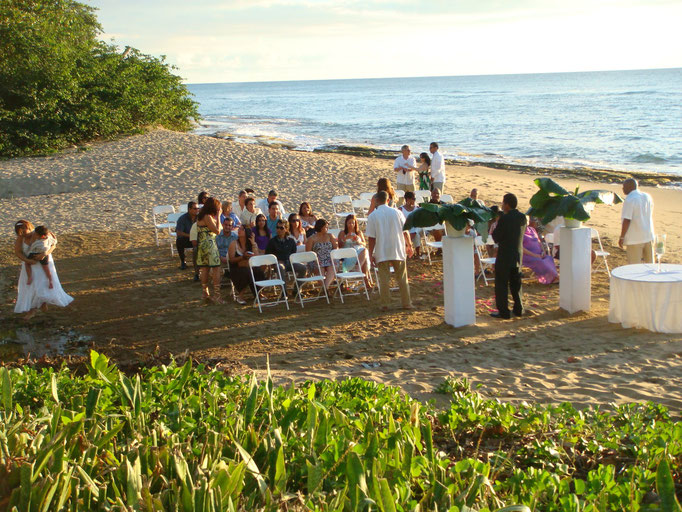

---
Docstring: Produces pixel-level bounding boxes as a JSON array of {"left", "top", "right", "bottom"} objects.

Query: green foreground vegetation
[
  {"left": 0, "top": 0, "right": 199, "bottom": 158},
  {"left": 0, "top": 352, "right": 680, "bottom": 511}
]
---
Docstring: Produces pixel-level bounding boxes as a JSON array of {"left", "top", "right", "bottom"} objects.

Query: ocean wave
[{"left": 632, "top": 153, "right": 667, "bottom": 164}]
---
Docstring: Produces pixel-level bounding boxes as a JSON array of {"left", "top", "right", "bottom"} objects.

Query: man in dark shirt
[
  {"left": 176, "top": 201, "right": 198, "bottom": 273},
  {"left": 265, "top": 221, "right": 306, "bottom": 290},
  {"left": 491, "top": 193, "right": 527, "bottom": 319}
]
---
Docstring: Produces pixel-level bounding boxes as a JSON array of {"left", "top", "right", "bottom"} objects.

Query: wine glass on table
[{"left": 655, "top": 234, "right": 666, "bottom": 272}]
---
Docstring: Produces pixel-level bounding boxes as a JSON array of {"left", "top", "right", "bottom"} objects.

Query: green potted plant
[
  {"left": 403, "top": 199, "right": 495, "bottom": 237},
  {"left": 526, "top": 178, "right": 623, "bottom": 228}
]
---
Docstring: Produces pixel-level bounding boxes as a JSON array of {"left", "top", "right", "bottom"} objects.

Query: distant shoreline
[{"left": 204, "top": 132, "right": 679, "bottom": 188}]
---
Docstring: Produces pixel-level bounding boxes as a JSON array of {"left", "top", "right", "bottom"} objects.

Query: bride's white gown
[{"left": 14, "top": 242, "right": 73, "bottom": 314}]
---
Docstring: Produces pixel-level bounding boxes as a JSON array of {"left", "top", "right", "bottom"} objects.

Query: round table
[{"left": 609, "top": 263, "right": 682, "bottom": 333}]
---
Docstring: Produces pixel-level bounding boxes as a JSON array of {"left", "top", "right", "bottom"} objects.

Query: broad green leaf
[
  {"left": 378, "top": 479, "right": 397, "bottom": 512},
  {"left": 533, "top": 177, "right": 569, "bottom": 195},
  {"left": 274, "top": 446, "right": 286, "bottom": 494},
  {"left": 403, "top": 208, "right": 439, "bottom": 230},
  {"left": 577, "top": 189, "right": 623, "bottom": 205},
  {"left": 656, "top": 458, "right": 682, "bottom": 512}
]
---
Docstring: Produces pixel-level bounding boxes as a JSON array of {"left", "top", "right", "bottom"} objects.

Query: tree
[{"left": 0, "top": 0, "right": 199, "bottom": 157}]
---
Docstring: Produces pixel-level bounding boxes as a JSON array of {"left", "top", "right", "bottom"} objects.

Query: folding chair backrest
[
  {"left": 441, "top": 194, "right": 454, "bottom": 203},
  {"left": 249, "top": 254, "right": 278, "bottom": 268},
  {"left": 177, "top": 204, "right": 188, "bottom": 213},
  {"left": 290, "top": 251, "right": 319, "bottom": 266},
  {"left": 590, "top": 228, "right": 605, "bottom": 249},
  {"left": 153, "top": 205, "right": 175, "bottom": 221},
  {"left": 359, "top": 192, "right": 374, "bottom": 201},
  {"left": 167, "top": 212, "right": 183, "bottom": 224},
  {"left": 415, "top": 191, "right": 431, "bottom": 203},
  {"left": 332, "top": 195, "right": 352, "bottom": 205},
  {"left": 328, "top": 228, "right": 342, "bottom": 238},
  {"left": 352, "top": 199, "right": 370, "bottom": 216},
  {"left": 331, "top": 247, "right": 358, "bottom": 261},
  {"left": 394, "top": 189, "right": 405, "bottom": 198}
]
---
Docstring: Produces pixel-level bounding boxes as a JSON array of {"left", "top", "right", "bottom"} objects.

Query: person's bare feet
[
  {"left": 40, "top": 303, "right": 48, "bottom": 312},
  {"left": 23, "top": 309, "right": 37, "bottom": 320}
]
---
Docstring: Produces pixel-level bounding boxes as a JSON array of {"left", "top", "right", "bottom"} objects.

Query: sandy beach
[{"left": 1, "top": 129, "right": 681, "bottom": 413}]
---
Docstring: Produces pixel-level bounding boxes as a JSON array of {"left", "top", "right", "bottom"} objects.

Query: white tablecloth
[{"left": 609, "top": 263, "right": 682, "bottom": 333}]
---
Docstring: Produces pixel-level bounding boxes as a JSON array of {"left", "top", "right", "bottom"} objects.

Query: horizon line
[{"left": 185, "top": 66, "right": 681, "bottom": 87}]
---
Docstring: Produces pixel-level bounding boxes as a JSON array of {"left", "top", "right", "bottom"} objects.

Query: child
[{"left": 25, "top": 225, "right": 57, "bottom": 288}]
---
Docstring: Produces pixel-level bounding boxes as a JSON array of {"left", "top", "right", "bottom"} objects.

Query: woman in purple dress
[{"left": 522, "top": 223, "right": 559, "bottom": 284}]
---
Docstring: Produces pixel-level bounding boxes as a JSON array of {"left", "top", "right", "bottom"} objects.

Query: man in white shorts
[
  {"left": 619, "top": 178, "right": 654, "bottom": 264},
  {"left": 393, "top": 145, "right": 417, "bottom": 205}
]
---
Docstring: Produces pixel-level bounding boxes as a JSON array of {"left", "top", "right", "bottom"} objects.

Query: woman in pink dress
[{"left": 522, "top": 222, "right": 559, "bottom": 284}]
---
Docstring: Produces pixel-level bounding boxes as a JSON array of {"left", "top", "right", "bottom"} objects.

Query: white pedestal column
[
  {"left": 443, "top": 235, "right": 476, "bottom": 327},
  {"left": 559, "top": 226, "right": 591, "bottom": 313}
]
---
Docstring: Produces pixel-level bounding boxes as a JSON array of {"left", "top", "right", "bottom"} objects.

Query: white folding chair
[
  {"left": 289, "top": 252, "right": 330, "bottom": 308},
  {"left": 330, "top": 248, "right": 370, "bottom": 303},
  {"left": 152, "top": 205, "right": 175, "bottom": 246},
  {"left": 590, "top": 228, "right": 611, "bottom": 276},
  {"left": 394, "top": 189, "right": 405, "bottom": 200},
  {"left": 166, "top": 212, "right": 184, "bottom": 256},
  {"left": 441, "top": 194, "right": 454, "bottom": 203},
  {"left": 420, "top": 224, "right": 443, "bottom": 265},
  {"left": 177, "top": 204, "right": 188, "bottom": 213},
  {"left": 352, "top": 199, "right": 371, "bottom": 225},
  {"left": 249, "top": 254, "right": 289, "bottom": 313},
  {"left": 328, "top": 227, "right": 342, "bottom": 238},
  {"left": 359, "top": 192, "right": 374, "bottom": 201},
  {"left": 474, "top": 236, "right": 496, "bottom": 286},
  {"left": 331, "top": 195, "right": 354, "bottom": 228},
  {"left": 415, "top": 190, "right": 431, "bottom": 204}
]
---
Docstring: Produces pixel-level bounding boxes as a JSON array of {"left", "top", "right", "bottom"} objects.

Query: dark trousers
[
  {"left": 176, "top": 237, "right": 197, "bottom": 271},
  {"left": 494, "top": 262, "right": 523, "bottom": 318}
]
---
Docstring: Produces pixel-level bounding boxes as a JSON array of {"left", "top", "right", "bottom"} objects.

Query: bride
[{"left": 13, "top": 220, "right": 73, "bottom": 319}]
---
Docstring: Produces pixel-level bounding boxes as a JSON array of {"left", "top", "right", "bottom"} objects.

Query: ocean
[{"left": 188, "top": 68, "right": 682, "bottom": 179}]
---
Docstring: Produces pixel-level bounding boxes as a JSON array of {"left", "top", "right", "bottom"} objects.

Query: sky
[{"left": 87, "top": 0, "right": 682, "bottom": 84}]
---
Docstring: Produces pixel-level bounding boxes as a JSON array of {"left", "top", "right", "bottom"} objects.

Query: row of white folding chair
[
  {"left": 152, "top": 205, "right": 176, "bottom": 246},
  {"left": 420, "top": 224, "right": 444, "bottom": 265}
]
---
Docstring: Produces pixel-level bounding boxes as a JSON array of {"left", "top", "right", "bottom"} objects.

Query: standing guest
[
  {"left": 393, "top": 145, "right": 417, "bottom": 204},
  {"left": 13, "top": 220, "right": 73, "bottom": 319},
  {"left": 306, "top": 218, "right": 338, "bottom": 290},
  {"left": 619, "top": 178, "right": 655, "bottom": 264},
  {"left": 228, "top": 226, "right": 263, "bottom": 305},
  {"left": 491, "top": 193, "right": 527, "bottom": 319},
  {"left": 253, "top": 214, "right": 271, "bottom": 252},
  {"left": 266, "top": 220, "right": 306, "bottom": 288},
  {"left": 299, "top": 202, "right": 318, "bottom": 237},
  {"left": 400, "top": 191, "right": 421, "bottom": 257},
  {"left": 366, "top": 191, "right": 414, "bottom": 310},
  {"left": 429, "top": 142, "right": 446, "bottom": 192},
  {"left": 338, "top": 214, "right": 372, "bottom": 288},
  {"left": 234, "top": 190, "right": 248, "bottom": 219},
  {"left": 417, "top": 153, "right": 432, "bottom": 191},
  {"left": 257, "top": 190, "right": 287, "bottom": 217},
  {"left": 266, "top": 202, "right": 282, "bottom": 237},
  {"left": 197, "top": 191, "right": 209, "bottom": 207},
  {"left": 216, "top": 217, "right": 238, "bottom": 265},
  {"left": 240, "top": 197, "right": 262, "bottom": 227},
  {"left": 368, "top": 177, "right": 397, "bottom": 214},
  {"left": 175, "top": 201, "right": 198, "bottom": 272},
  {"left": 220, "top": 200, "right": 241, "bottom": 228},
  {"left": 196, "top": 197, "right": 222, "bottom": 303},
  {"left": 523, "top": 220, "right": 559, "bottom": 284},
  {"left": 288, "top": 213, "right": 307, "bottom": 252}
]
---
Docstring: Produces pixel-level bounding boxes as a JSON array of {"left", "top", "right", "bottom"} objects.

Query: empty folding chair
[
  {"left": 166, "top": 212, "right": 184, "bottom": 256},
  {"left": 414, "top": 190, "right": 431, "bottom": 204},
  {"left": 359, "top": 192, "right": 374, "bottom": 201},
  {"left": 474, "top": 236, "right": 496, "bottom": 285},
  {"left": 152, "top": 205, "right": 175, "bottom": 246},
  {"left": 441, "top": 194, "right": 454, "bottom": 203},
  {"left": 590, "top": 228, "right": 611, "bottom": 276},
  {"left": 352, "top": 198, "right": 371, "bottom": 224},
  {"left": 331, "top": 195, "right": 354, "bottom": 228},
  {"left": 289, "top": 251, "right": 330, "bottom": 308},
  {"left": 249, "top": 254, "right": 290, "bottom": 312},
  {"left": 421, "top": 224, "right": 443, "bottom": 265},
  {"left": 330, "top": 248, "right": 370, "bottom": 303}
]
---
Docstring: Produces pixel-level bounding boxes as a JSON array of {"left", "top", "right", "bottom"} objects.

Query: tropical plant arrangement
[
  {"left": 403, "top": 198, "right": 495, "bottom": 237},
  {"left": 526, "top": 178, "right": 623, "bottom": 226}
]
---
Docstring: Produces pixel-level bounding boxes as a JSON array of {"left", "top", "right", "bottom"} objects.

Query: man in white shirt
[
  {"left": 256, "top": 190, "right": 287, "bottom": 218},
  {"left": 366, "top": 191, "right": 414, "bottom": 310},
  {"left": 429, "top": 142, "right": 446, "bottom": 192},
  {"left": 619, "top": 178, "right": 654, "bottom": 264},
  {"left": 393, "top": 145, "right": 417, "bottom": 205}
]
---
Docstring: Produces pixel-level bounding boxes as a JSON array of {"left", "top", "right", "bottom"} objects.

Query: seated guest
[
  {"left": 428, "top": 188, "right": 446, "bottom": 242},
  {"left": 470, "top": 188, "right": 484, "bottom": 204},
  {"left": 253, "top": 214, "right": 271, "bottom": 252},
  {"left": 228, "top": 226, "right": 263, "bottom": 305},
  {"left": 337, "top": 214, "right": 372, "bottom": 288},
  {"left": 299, "top": 202, "right": 318, "bottom": 237},
  {"left": 233, "top": 190, "right": 247, "bottom": 219},
  {"left": 368, "top": 178, "right": 397, "bottom": 214},
  {"left": 288, "top": 213, "right": 307, "bottom": 252},
  {"left": 175, "top": 201, "right": 199, "bottom": 274},
  {"left": 266, "top": 202, "right": 282, "bottom": 237},
  {"left": 266, "top": 220, "right": 306, "bottom": 288},
  {"left": 523, "top": 219, "right": 559, "bottom": 284},
  {"left": 220, "top": 200, "right": 241, "bottom": 228},
  {"left": 216, "top": 217, "right": 238, "bottom": 265},
  {"left": 306, "top": 218, "right": 338, "bottom": 289},
  {"left": 240, "top": 197, "right": 262, "bottom": 227},
  {"left": 399, "top": 191, "right": 420, "bottom": 257},
  {"left": 197, "top": 191, "right": 209, "bottom": 208},
  {"left": 257, "top": 189, "right": 286, "bottom": 217}
]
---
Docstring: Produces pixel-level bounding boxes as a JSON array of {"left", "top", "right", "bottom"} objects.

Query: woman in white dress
[{"left": 13, "top": 220, "right": 73, "bottom": 319}]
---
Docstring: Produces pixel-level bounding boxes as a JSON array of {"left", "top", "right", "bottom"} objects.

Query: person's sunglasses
[{"left": 276, "top": 226, "right": 285, "bottom": 230}]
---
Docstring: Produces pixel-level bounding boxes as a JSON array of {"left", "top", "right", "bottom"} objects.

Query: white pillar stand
[
  {"left": 559, "top": 226, "right": 591, "bottom": 313},
  {"left": 443, "top": 235, "right": 476, "bottom": 327}
]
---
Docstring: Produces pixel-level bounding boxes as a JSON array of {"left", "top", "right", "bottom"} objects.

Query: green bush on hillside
[{"left": 0, "top": 0, "right": 199, "bottom": 157}]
